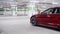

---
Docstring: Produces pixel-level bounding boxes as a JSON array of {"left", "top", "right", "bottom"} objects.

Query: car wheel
[{"left": 30, "top": 17, "right": 37, "bottom": 26}]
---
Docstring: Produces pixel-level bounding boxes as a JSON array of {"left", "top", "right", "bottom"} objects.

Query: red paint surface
[{"left": 34, "top": 14, "right": 60, "bottom": 28}]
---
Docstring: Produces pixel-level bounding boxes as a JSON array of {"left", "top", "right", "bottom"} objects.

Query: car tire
[{"left": 30, "top": 17, "right": 37, "bottom": 26}]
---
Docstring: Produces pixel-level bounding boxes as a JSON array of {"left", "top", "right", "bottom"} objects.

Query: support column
[
  {"left": 11, "top": 5, "right": 17, "bottom": 16},
  {"left": 11, "top": 2, "right": 18, "bottom": 16},
  {"left": 28, "top": 0, "right": 39, "bottom": 17}
]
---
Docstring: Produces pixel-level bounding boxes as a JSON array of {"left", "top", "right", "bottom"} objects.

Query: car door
[
  {"left": 55, "top": 8, "right": 60, "bottom": 28},
  {"left": 44, "top": 8, "right": 56, "bottom": 26},
  {"left": 37, "top": 8, "right": 53, "bottom": 25},
  {"left": 48, "top": 8, "right": 60, "bottom": 27}
]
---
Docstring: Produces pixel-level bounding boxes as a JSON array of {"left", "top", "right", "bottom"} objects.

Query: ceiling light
[
  {"left": 52, "top": 2, "right": 59, "bottom": 4},
  {"left": 30, "top": 0, "right": 39, "bottom": 3}
]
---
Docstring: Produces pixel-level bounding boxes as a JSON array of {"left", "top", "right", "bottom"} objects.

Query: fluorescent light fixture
[
  {"left": 41, "top": 0, "right": 51, "bottom": 2},
  {"left": 41, "top": 6, "right": 46, "bottom": 8},
  {"left": 41, "top": 0, "right": 47, "bottom": 2},
  {"left": 30, "top": 0, "right": 39, "bottom": 3},
  {"left": 52, "top": 2, "right": 59, "bottom": 4}
]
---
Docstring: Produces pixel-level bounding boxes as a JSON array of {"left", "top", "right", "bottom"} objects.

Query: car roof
[{"left": 51, "top": 7, "right": 60, "bottom": 9}]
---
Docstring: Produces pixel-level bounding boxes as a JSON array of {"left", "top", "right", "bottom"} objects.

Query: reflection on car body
[{"left": 30, "top": 7, "right": 60, "bottom": 30}]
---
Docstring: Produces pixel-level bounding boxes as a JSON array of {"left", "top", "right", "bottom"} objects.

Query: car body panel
[
  {"left": 35, "top": 14, "right": 60, "bottom": 28},
  {"left": 31, "top": 7, "right": 60, "bottom": 29}
]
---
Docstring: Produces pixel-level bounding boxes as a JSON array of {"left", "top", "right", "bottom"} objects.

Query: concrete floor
[{"left": 0, "top": 16, "right": 60, "bottom": 34}]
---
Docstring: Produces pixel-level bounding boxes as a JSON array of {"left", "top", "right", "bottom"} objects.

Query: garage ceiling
[
  {"left": 0, "top": 0, "right": 60, "bottom": 3},
  {"left": 0, "top": 0, "right": 60, "bottom": 9}
]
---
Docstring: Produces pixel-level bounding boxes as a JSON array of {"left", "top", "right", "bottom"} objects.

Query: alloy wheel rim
[{"left": 31, "top": 17, "right": 36, "bottom": 25}]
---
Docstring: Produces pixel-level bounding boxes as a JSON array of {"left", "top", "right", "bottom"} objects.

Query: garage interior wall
[{"left": 0, "top": 0, "right": 60, "bottom": 16}]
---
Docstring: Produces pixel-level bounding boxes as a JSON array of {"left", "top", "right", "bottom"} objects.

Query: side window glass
[
  {"left": 43, "top": 10, "right": 50, "bottom": 14},
  {"left": 54, "top": 9, "right": 57, "bottom": 14},
  {"left": 41, "top": 10, "right": 49, "bottom": 14},
  {"left": 56, "top": 8, "right": 60, "bottom": 14},
  {"left": 41, "top": 8, "right": 53, "bottom": 14},
  {"left": 47, "top": 9, "right": 53, "bottom": 14},
  {"left": 54, "top": 8, "right": 60, "bottom": 14}
]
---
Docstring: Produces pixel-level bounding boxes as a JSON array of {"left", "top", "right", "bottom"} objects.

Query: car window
[
  {"left": 54, "top": 9, "right": 57, "bottom": 14},
  {"left": 52, "top": 8, "right": 56, "bottom": 14},
  {"left": 56, "top": 8, "right": 60, "bottom": 14},
  {"left": 41, "top": 8, "right": 53, "bottom": 14},
  {"left": 54, "top": 8, "right": 60, "bottom": 14}
]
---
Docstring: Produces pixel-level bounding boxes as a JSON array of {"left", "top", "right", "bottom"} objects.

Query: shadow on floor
[{"left": 35, "top": 25, "right": 60, "bottom": 32}]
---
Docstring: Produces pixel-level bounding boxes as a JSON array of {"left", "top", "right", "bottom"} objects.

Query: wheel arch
[{"left": 30, "top": 15, "right": 36, "bottom": 19}]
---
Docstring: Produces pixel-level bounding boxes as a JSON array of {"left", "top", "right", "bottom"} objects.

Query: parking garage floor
[{"left": 0, "top": 16, "right": 60, "bottom": 34}]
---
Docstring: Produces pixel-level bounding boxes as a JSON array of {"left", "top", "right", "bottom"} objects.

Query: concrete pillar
[
  {"left": 28, "top": 0, "right": 39, "bottom": 17},
  {"left": 28, "top": 3, "right": 36, "bottom": 17},
  {"left": 4, "top": 8, "right": 6, "bottom": 16},
  {"left": 11, "top": 6, "right": 16, "bottom": 16},
  {"left": 11, "top": 2, "right": 18, "bottom": 16},
  {"left": 11, "top": 5, "right": 17, "bottom": 16}
]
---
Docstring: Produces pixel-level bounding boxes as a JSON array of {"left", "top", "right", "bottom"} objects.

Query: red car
[{"left": 30, "top": 7, "right": 60, "bottom": 29}]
